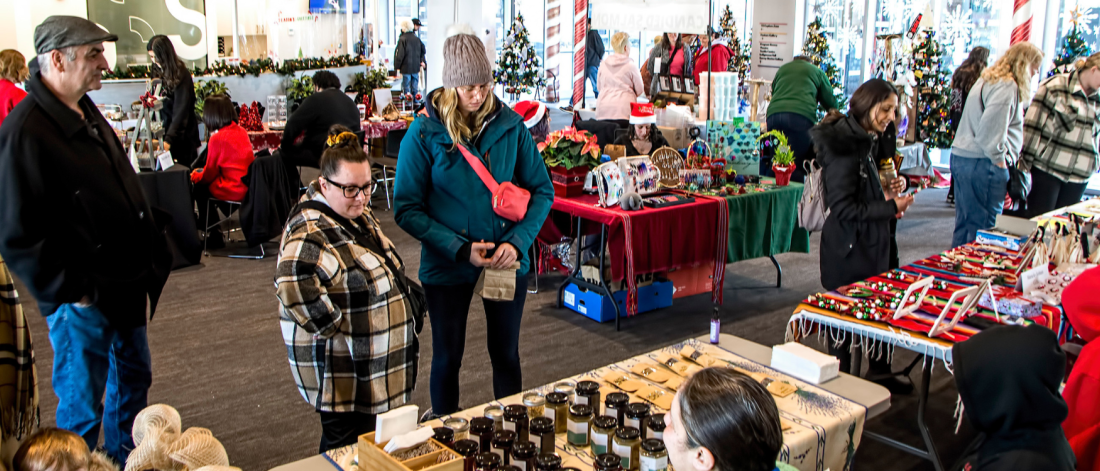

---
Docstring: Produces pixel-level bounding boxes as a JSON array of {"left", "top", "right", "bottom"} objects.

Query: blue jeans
[
  {"left": 47, "top": 303, "right": 152, "bottom": 465},
  {"left": 951, "top": 154, "right": 1009, "bottom": 248},
  {"left": 570, "top": 66, "right": 600, "bottom": 105},
  {"left": 402, "top": 73, "right": 419, "bottom": 97}
]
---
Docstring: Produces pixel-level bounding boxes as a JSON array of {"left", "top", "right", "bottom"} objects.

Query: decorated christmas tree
[
  {"left": 910, "top": 29, "right": 953, "bottom": 148},
  {"left": 719, "top": 6, "right": 750, "bottom": 89},
  {"left": 495, "top": 13, "right": 545, "bottom": 100},
  {"left": 802, "top": 17, "right": 847, "bottom": 113},
  {"left": 1048, "top": 24, "right": 1092, "bottom": 77}
]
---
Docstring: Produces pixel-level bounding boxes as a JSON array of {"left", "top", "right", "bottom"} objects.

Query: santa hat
[
  {"left": 629, "top": 97, "right": 656, "bottom": 125},
  {"left": 514, "top": 100, "right": 547, "bottom": 128}
]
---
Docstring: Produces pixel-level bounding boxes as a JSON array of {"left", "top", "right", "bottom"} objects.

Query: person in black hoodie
[
  {"left": 810, "top": 78, "right": 914, "bottom": 391},
  {"left": 951, "top": 324, "right": 1076, "bottom": 471},
  {"left": 280, "top": 70, "right": 361, "bottom": 168},
  {"left": 148, "top": 35, "right": 200, "bottom": 166}
]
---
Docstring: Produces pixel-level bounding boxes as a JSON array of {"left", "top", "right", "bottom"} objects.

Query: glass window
[{"left": 807, "top": 0, "right": 868, "bottom": 97}]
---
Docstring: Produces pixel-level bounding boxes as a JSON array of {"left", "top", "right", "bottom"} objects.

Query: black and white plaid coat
[{"left": 275, "top": 186, "right": 416, "bottom": 414}]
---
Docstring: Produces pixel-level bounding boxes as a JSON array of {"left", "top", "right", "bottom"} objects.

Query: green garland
[{"left": 103, "top": 54, "right": 365, "bottom": 80}]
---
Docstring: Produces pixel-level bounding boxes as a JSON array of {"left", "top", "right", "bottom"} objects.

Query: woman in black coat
[
  {"left": 810, "top": 79, "right": 914, "bottom": 389},
  {"left": 148, "top": 36, "right": 200, "bottom": 167}
]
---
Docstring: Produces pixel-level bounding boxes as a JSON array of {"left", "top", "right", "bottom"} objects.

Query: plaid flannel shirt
[
  {"left": 1020, "top": 70, "right": 1100, "bottom": 183},
  {"left": 275, "top": 186, "right": 415, "bottom": 414}
]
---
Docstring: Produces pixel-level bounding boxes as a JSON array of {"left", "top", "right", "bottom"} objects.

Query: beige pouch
[
  {"left": 679, "top": 346, "right": 722, "bottom": 367},
  {"left": 654, "top": 352, "right": 703, "bottom": 377},
  {"left": 636, "top": 386, "right": 674, "bottom": 410},
  {"left": 474, "top": 263, "right": 522, "bottom": 301},
  {"left": 603, "top": 372, "right": 646, "bottom": 392},
  {"left": 630, "top": 363, "right": 671, "bottom": 383}
]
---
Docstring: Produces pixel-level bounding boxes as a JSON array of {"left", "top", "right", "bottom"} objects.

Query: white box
[
  {"left": 770, "top": 342, "right": 840, "bottom": 385},
  {"left": 374, "top": 405, "right": 419, "bottom": 444}
]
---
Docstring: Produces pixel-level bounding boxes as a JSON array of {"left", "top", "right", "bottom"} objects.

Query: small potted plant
[
  {"left": 758, "top": 130, "right": 795, "bottom": 186},
  {"left": 539, "top": 127, "right": 600, "bottom": 197}
]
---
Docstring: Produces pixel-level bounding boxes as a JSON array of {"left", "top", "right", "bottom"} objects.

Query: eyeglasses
[{"left": 324, "top": 178, "right": 373, "bottom": 198}]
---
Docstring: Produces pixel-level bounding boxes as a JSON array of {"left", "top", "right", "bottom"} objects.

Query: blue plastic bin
[{"left": 563, "top": 279, "right": 674, "bottom": 323}]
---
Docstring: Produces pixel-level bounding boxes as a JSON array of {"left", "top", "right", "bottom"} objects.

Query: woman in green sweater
[{"left": 764, "top": 56, "right": 838, "bottom": 182}]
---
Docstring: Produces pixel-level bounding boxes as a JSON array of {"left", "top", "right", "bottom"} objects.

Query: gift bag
[
  {"left": 474, "top": 262, "right": 523, "bottom": 301},
  {"left": 707, "top": 120, "right": 761, "bottom": 176}
]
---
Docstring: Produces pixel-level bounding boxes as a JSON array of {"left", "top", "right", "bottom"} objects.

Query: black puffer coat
[{"left": 810, "top": 115, "right": 898, "bottom": 291}]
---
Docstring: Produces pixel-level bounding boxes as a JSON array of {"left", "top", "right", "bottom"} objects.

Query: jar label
[
  {"left": 491, "top": 448, "right": 505, "bottom": 463},
  {"left": 566, "top": 421, "right": 589, "bottom": 445},
  {"left": 626, "top": 418, "right": 640, "bottom": 429},
  {"left": 613, "top": 442, "right": 633, "bottom": 469},
  {"left": 576, "top": 396, "right": 588, "bottom": 406},
  {"left": 504, "top": 421, "right": 516, "bottom": 432},
  {"left": 640, "top": 455, "right": 668, "bottom": 471},
  {"left": 592, "top": 432, "right": 609, "bottom": 455},
  {"left": 546, "top": 408, "right": 556, "bottom": 423},
  {"left": 515, "top": 462, "right": 527, "bottom": 471}
]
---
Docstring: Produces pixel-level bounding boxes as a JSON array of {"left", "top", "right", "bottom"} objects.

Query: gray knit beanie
[{"left": 443, "top": 31, "right": 493, "bottom": 88}]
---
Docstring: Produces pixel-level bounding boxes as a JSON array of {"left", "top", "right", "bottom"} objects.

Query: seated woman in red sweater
[
  {"left": 1062, "top": 266, "right": 1100, "bottom": 471},
  {"left": 191, "top": 95, "right": 255, "bottom": 245}
]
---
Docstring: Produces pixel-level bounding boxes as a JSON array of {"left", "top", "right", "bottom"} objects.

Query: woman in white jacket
[{"left": 596, "top": 32, "right": 645, "bottom": 121}]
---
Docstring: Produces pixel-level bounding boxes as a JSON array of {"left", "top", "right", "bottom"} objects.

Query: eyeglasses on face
[{"left": 323, "top": 178, "right": 373, "bottom": 198}]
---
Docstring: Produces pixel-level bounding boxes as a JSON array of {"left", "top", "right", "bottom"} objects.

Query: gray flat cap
[{"left": 34, "top": 16, "right": 118, "bottom": 55}]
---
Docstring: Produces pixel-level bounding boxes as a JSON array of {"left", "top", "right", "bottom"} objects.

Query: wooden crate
[{"left": 359, "top": 432, "right": 464, "bottom": 471}]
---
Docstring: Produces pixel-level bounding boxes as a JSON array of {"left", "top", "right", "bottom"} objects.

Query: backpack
[{"left": 799, "top": 159, "right": 829, "bottom": 232}]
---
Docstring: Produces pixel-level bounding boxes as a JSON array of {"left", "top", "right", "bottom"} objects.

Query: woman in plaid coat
[
  {"left": 276, "top": 130, "right": 417, "bottom": 453},
  {"left": 1021, "top": 52, "right": 1100, "bottom": 217}
]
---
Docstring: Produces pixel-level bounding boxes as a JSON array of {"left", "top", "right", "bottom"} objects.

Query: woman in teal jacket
[{"left": 394, "top": 28, "right": 554, "bottom": 417}]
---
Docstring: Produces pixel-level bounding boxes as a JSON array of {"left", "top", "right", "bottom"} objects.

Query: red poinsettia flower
[
  {"left": 569, "top": 130, "right": 588, "bottom": 143},
  {"left": 581, "top": 135, "right": 599, "bottom": 157},
  {"left": 537, "top": 141, "right": 548, "bottom": 152}
]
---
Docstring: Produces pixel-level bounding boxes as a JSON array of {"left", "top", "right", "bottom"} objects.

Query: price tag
[{"left": 156, "top": 151, "right": 174, "bottom": 171}]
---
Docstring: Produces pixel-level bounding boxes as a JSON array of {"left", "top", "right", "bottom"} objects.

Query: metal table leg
[
  {"left": 555, "top": 217, "right": 622, "bottom": 330},
  {"left": 769, "top": 255, "right": 783, "bottom": 288},
  {"left": 863, "top": 356, "right": 944, "bottom": 471}
]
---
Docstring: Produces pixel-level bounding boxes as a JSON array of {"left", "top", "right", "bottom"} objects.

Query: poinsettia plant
[{"left": 539, "top": 127, "right": 601, "bottom": 170}]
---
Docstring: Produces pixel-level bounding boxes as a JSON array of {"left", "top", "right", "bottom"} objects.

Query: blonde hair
[
  {"left": 0, "top": 49, "right": 28, "bottom": 83},
  {"left": 612, "top": 32, "right": 630, "bottom": 55},
  {"left": 14, "top": 428, "right": 91, "bottom": 471},
  {"left": 432, "top": 87, "right": 497, "bottom": 150},
  {"left": 981, "top": 42, "right": 1043, "bottom": 101},
  {"left": 400, "top": 19, "right": 414, "bottom": 33},
  {"left": 1074, "top": 52, "right": 1100, "bottom": 72}
]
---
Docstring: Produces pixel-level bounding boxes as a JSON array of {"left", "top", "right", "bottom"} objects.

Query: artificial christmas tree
[
  {"left": 495, "top": 13, "right": 545, "bottom": 101},
  {"left": 802, "top": 17, "right": 847, "bottom": 114},
  {"left": 719, "top": 6, "right": 750, "bottom": 90},
  {"left": 910, "top": 29, "right": 953, "bottom": 148},
  {"left": 1048, "top": 24, "right": 1092, "bottom": 77}
]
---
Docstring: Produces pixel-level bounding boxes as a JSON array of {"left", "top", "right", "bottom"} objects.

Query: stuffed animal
[{"left": 620, "top": 192, "right": 644, "bottom": 211}]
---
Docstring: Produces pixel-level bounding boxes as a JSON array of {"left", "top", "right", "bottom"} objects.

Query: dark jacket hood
[
  {"left": 810, "top": 115, "right": 896, "bottom": 167},
  {"left": 421, "top": 87, "right": 515, "bottom": 150},
  {"left": 954, "top": 325, "right": 1067, "bottom": 436}
]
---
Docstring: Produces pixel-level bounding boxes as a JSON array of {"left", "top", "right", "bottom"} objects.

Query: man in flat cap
[{"left": 0, "top": 16, "right": 171, "bottom": 464}]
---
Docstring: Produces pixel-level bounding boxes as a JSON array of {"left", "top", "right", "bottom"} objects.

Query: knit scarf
[{"left": 0, "top": 256, "right": 38, "bottom": 439}]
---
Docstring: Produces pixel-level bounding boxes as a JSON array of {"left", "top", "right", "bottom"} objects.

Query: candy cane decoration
[{"left": 1011, "top": 0, "right": 1032, "bottom": 45}]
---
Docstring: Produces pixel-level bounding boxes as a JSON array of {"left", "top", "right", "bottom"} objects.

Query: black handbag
[
  {"left": 292, "top": 201, "right": 427, "bottom": 334},
  {"left": 977, "top": 82, "right": 1031, "bottom": 211}
]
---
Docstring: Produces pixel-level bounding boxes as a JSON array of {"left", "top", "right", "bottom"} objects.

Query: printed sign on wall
[{"left": 751, "top": 0, "right": 795, "bottom": 81}]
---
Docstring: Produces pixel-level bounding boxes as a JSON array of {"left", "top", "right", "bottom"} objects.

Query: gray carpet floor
[{"left": 13, "top": 186, "right": 983, "bottom": 471}]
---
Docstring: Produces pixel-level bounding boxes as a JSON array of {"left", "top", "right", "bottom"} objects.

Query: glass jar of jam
[
  {"left": 590, "top": 416, "right": 618, "bottom": 455},
  {"left": 454, "top": 439, "right": 480, "bottom": 471},
  {"left": 486, "top": 405, "right": 505, "bottom": 429},
  {"left": 491, "top": 430, "right": 517, "bottom": 465},
  {"left": 445, "top": 417, "right": 471, "bottom": 441},
  {"left": 566, "top": 404, "right": 593, "bottom": 447},
  {"left": 511, "top": 441, "right": 538, "bottom": 471},
  {"left": 434, "top": 426, "right": 456, "bottom": 450},
  {"left": 471, "top": 417, "right": 496, "bottom": 452},
  {"left": 504, "top": 404, "right": 530, "bottom": 443},
  {"left": 476, "top": 452, "right": 502, "bottom": 471},
  {"left": 530, "top": 417, "right": 555, "bottom": 455},
  {"left": 575, "top": 381, "right": 601, "bottom": 414},
  {"left": 545, "top": 393, "right": 569, "bottom": 434},
  {"left": 604, "top": 393, "right": 629, "bottom": 427},
  {"left": 643, "top": 414, "right": 665, "bottom": 441},
  {"left": 523, "top": 392, "right": 546, "bottom": 419},
  {"left": 594, "top": 453, "right": 624, "bottom": 471},
  {"left": 624, "top": 403, "right": 651, "bottom": 430},
  {"left": 535, "top": 453, "right": 562, "bottom": 471},
  {"left": 639, "top": 439, "right": 668, "bottom": 471},
  {"left": 612, "top": 427, "right": 641, "bottom": 471}
]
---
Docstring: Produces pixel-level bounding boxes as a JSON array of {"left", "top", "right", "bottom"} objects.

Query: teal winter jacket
[{"left": 394, "top": 89, "right": 555, "bottom": 285}]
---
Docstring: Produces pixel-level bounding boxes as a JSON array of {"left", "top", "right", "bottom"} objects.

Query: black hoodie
[{"left": 952, "top": 324, "right": 1076, "bottom": 471}]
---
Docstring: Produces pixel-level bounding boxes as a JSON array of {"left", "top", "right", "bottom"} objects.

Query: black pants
[
  {"left": 170, "top": 142, "right": 199, "bottom": 168},
  {"left": 762, "top": 112, "right": 815, "bottom": 183},
  {"left": 193, "top": 184, "right": 235, "bottom": 238},
  {"left": 1026, "top": 168, "right": 1088, "bottom": 218},
  {"left": 424, "top": 276, "right": 528, "bottom": 415},
  {"left": 319, "top": 411, "right": 376, "bottom": 453}
]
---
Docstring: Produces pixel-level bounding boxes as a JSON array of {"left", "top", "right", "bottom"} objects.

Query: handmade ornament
[
  {"left": 595, "top": 161, "right": 625, "bottom": 207},
  {"left": 618, "top": 156, "right": 660, "bottom": 195},
  {"left": 650, "top": 146, "right": 685, "bottom": 188},
  {"left": 620, "top": 192, "right": 644, "bottom": 211},
  {"left": 928, "top": 278, "right": 992, "bottom": 338}
]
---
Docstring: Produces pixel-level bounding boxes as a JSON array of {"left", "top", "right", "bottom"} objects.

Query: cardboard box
[
  {"left": 663, "top": 262, "right": 716, "bottom": 299},
  {"left": 770, "top": 342, "right": 840, "bottom": 385},
  {"left": 658, "top": 126, "right": 692, "bottom": 150},
  {"left": 975, "top": 215, "right": 1037, "bottom": 251}
]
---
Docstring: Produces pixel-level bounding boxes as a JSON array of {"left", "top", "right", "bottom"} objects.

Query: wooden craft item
[
  {"left": 650, "top": 146, "right": 685, "bottom": 188},
  {"left": 679, "top": 346, "right": 722, "bottom": 367},
  {"left": 360, "top": 432, "right": 462, "bottom": 471},
  {"left": 654, "top": 352, "right": 703, "bottom": 377},
  {"left": 630, "top": 363, "right": 671, "bottom": 383},
  {"left": 635, "top": 386, "right": 675, "bottom": 410},
  {"left": 603, "top": 372, "right": 646, "bottom": 392},
  {"left": 928, "top": 278, "right": 990, "bottom": 338},
  {"left": 892, "top": 276, "right": 934, "bottom": 320}
]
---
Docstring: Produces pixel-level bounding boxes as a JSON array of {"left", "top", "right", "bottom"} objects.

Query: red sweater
[
  {"left": 191, "top": 122, "right": 254, "bottom": 202},
  {"left": 693, "top": 43, "right": 731, "bottom": 85},
  {"left": 1062, "top": 266, "right": 1100, "bottom": 471},
  {"left": 0, "top": 79, "right": 27, "bottom": 126}
]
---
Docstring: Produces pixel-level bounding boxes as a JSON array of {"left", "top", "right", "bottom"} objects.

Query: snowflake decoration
[
  {"left": 818, "top": 0, "right": 844, "bottom": 27},
  {"left": 881, "top": 0, "right": 919, "bottom": 30},
  {"left": 1063, "top": 4, "right": 1098, "bottom": 36},
  {"left": 941, "top": 4, "right": 973, "bottom": 45},
  {"left": 836, "top": 22, "right": 862, "bottom": 51},
  {"left": 972, "top": 0, "right": 992, "bottom": 10}
]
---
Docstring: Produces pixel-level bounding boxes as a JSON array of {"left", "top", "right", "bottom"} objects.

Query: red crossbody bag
[{"left": 456, "top": 144, "right": 530, "bottom": 222}]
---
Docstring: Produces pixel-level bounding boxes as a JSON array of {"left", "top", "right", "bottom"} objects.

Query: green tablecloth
[{"left": 724, "top": 183, "right": 811, "bottom": 263}]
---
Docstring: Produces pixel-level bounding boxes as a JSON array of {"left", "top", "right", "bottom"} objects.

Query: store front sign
[{"left": 589, "top": 0, "right": 708, "bottom": 34}]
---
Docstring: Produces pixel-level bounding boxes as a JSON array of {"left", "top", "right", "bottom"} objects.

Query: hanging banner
[
  {"left": 589, "top": 0, "right": 708, "bottom": 34},
  {"left": 573, "top": 0, "right": 588, "bottom": 107},
  {"left": 751, "top": 0, "right": 796, "bottom": 80}
]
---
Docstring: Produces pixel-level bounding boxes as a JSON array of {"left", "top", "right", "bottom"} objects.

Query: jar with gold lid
[
  {"left": 566, "top": 404, "right": 593, "bottom": 446},
  {"left": 545, "top": 393, "right": 569, "bottom": 433},
  {"left": 612, "top": 427, "right": 641, "bottom": 471}
]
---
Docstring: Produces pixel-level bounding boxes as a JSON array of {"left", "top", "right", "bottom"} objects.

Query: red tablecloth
[
  {"left": 544, "top": 192, "right": 728, "bottom": 315},
  {"left": 362, "top": 119, "right": 409, "bottom": 139},
  {"left": 248, "top": 128, "right": 282, "bottom": 153},
  {"left": 246, "top": 120, "right": 408, "bottom": 153}
]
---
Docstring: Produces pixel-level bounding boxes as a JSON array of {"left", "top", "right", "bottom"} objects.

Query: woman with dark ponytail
[{"left": 148, "top": 35, "right": 200, "bottom": 166}]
